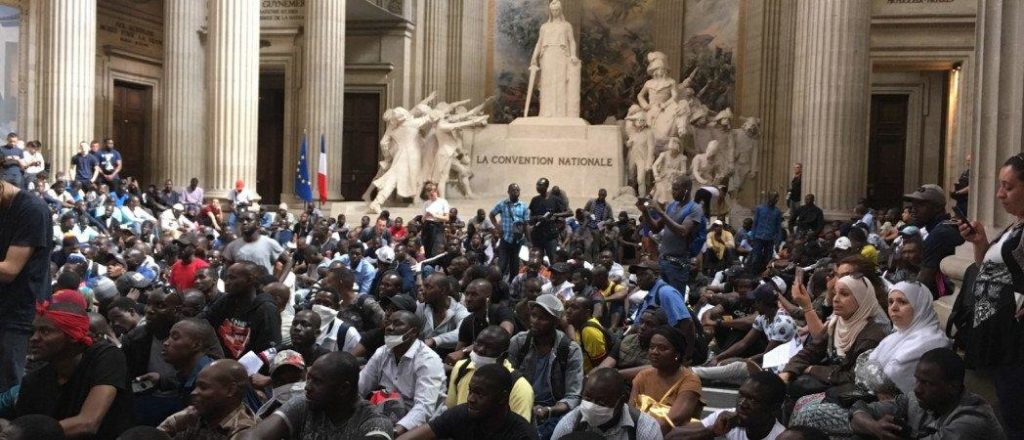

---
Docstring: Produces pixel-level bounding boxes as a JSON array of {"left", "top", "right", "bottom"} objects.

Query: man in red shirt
[{"left": 168, "top": 234, "right": 209, "bottom": 291}]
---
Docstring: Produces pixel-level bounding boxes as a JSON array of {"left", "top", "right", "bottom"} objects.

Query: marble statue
[
  {"left": 429, "top": 100, "right": 490, "bottom": 198},
  {"left": 362, "top": 108, "right": 402, "bottom": 202},
  {"left": 637, "top": 52, "right": 678, "bottom": 144},
  {"left": 368, "top": 107, "right": 436, "bottom": 213},
  {"left": 689, "top": 105, "right": 714, "bottom": 154},
  {"left": 691, "top": 139, "right": 731, "bottom": 187},
  {"left": 728, "top": 117, "right": 761, "bottom": 194},
  {"left": 651, "top": 137, "right": 688, "bottom": 204},
  {"left": 527, "top": 0, "right": 581, "bottom": 118},
  {"left": 624, "top": 105, "right": 656, "bottom": 196},
  {"left": 709, "top": 108, "right": 735, "bottom": 179}
]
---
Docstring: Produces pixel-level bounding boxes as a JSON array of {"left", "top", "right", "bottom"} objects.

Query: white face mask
[
  {"left": 469, "top": 350, "right": 497, "bottom": 367},
  {"left": 579, "top": 400, "right": 616, "bottom": 427},
  {"left": 384, "top": 333, "right": 407, "bottom": 350}
]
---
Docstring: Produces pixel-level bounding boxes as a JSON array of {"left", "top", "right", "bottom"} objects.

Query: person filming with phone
[{"left": 901, "top": 184, "right": 964, "bottom": 298}]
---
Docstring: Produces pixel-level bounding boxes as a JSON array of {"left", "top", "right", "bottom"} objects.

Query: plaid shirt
[{"left": 491, "top": 198, "right": 529, "bottom": 244}]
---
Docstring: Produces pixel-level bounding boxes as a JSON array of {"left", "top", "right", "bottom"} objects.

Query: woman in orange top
[{"left": 630, "top": 325, "right": 703, "bottom": 433}]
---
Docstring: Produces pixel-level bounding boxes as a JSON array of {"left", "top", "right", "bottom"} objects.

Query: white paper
[
  {"left": 238, "top": 351, "right": 263, "bottom": 376},
  {"left": 762, "top": 338, "right": 802, "bottom": 370}
]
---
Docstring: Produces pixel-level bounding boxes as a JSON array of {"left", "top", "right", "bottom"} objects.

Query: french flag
[{"left": 317, "top": 133, "right": 327, "bottom": 206}]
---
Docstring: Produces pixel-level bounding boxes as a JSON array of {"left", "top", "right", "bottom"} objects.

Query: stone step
[{"left": 701, "top": 386, "right": 739, "bottom": 418}]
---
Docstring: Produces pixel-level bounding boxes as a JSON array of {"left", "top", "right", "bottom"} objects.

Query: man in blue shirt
[
  {"left": 636, "top": 176, "right": 704, "bottom": 293},
  {"left": 490, "top": 183, "right": 530, "bottom": 282},
  {"left": 629, "top": 261, "right": 698, "bottom": 363},
  {"left": 98, "top": 138, "right": 123, "bottom": 188},
  {"left": 749, "top": 192, "right": 783, "bottom": 276},
  {"left": 0, "top": 132, "right": 24, "bottom": 188},
  {"left": 70, "top": 142, "right": 100, "bottom": 190},
  {"left": 331, "top": 242, "right": 377, "bottom": 295}
]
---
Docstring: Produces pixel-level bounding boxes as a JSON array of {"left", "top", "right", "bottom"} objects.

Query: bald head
[
  {"left": 264, "top": 282, "right": 291, "bottom": 312},
  {"left": 204, "top": 359, "right": 249, "bottom": 391}
]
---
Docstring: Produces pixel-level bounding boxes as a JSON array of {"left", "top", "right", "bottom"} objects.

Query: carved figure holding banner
[{"left": 526, "top": 0, "right": 581, "bottom": 118}]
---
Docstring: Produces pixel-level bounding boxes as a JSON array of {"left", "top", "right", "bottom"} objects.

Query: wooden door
[
  {"left": 112, "top": 81, "right": 150, "bottom": 184},
  {"left": 867, "top": 94, "right": 909, "bottom": 210},
  {"left": 342, "top": 92, "right": 381, "bottom": 201},
  {"left": 257, "top": 73, "right": 285, "bottom": 205}
]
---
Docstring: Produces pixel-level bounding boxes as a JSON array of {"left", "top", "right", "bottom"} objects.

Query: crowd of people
[{"left": 0, "top": 132, "right": 1022, "bottom": 440}]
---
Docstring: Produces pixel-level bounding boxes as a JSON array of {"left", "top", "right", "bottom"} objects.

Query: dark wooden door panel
[
  {"left": 342, "top": 92, "right": 381, "bottom": 201},
  {"left": 112, "top": 81, "right": 149, "bottom": 185},
  {"left": 257, "top": 73, "right": 285, "bottom": 205},
  {"left": 867, "top": 94, "right": 909, "bottom": 210}
]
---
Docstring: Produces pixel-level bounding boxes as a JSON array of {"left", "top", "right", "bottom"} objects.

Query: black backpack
[
  {"left": 513, "top": 333, "right": 572, "bottom": 400},
  {"left": 571, "top": 406, "right": 644, "bottom": 440},
  {"left": 578, "top": 320, "right": 617, "bottom": 367},
  {"left": 337, "top": 295, "right": 371, "bottom": 331},
  {"left": 651, "top": 284, "right": 709, "bottom": 365}
]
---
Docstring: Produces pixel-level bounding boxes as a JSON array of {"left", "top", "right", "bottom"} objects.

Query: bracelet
[{"left": 545, "top": 407, "right": 552, "bottom": 418}]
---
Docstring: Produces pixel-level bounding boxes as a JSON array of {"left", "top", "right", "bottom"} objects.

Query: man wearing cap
[
  {"left": 705, "top": 219, "right": 735, "bottom": 273},
  {"left": 636, "top": 175, "right": 704, "bottom": 293},
  {"left": 903, "top": 184, "right": 965, "bottom": 297},
  {"left": 169, "top": 234, "right": 210, "bottom": 291},
  {"left": 628, "top": 261, "right": 699, "bottom": 363},
  {"left": 17, "top": 302, "right": 134, "bottom": 438},
  {"left": 542, "top": 262, "right": 575, "bottom": 302},
  {"left": 491, "top": 183, "right": 530, "bottom": 282},
  {"left": 508, "top": 293, "right": 584, "bottom": 440}
]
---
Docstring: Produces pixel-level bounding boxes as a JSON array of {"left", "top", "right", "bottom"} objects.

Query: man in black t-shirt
[
  {"left": 16, "top": 302, "right": 134, "bottom": 438},
  {"left": 529, "top": 178, "right": 568, "bottom": 263},
  {"left": 201, "top": 261, "right": 282, "bottom": 359},
  {"left": 452, "top": 279, "right": 515, "bottom": 364},
  {"left": 0, "top": 179, "right": 52, "bottom": 390},
  {"left": 247, "top": 352, "right": 394, "bottom": 439},
  {"left": 398, "top": 363, "right": 538, "bottom": 440}
]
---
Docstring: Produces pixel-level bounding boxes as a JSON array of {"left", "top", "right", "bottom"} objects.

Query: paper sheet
[
  {"left": 238, "top": 351, "right": 263, "bottom": 376},
  {"left": 762, "top": 338, "right": 802, "bottom": 370}
]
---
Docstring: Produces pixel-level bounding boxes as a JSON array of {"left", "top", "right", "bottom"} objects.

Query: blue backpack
[{"left": 672, "top": 200, "right": 707, "bottom": 258}]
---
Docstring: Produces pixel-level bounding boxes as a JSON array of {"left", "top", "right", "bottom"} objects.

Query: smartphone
[
  {"left": 131, "top": 378, "right": 155, "bottom": 394},
  {"left": 952, "top": 206, "right": 976, "bottom": 235},
  {"left": 795, "top": 267, "right": 805, "bottom": 287}
]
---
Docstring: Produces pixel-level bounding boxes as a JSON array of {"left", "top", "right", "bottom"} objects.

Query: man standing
[
  {"left": 202, "top": 261, "right": 282, "bottom": 359},
  {"left": 98, "top": 138, "right": 123, "bottom": 187},
  {"left": 224, "top": 211, "right": 286, "bottom": 274},
  {"left": 952, "top": 152, "right": 970, "bottom": 215},
  {"left": 902, "top": 184, "right": 964, "bottom": 297},
  {"left": 529, "top": 178, "right": 568, "bottom": 262},
  {"left": 181, "top": 177, "right": 205, "bottom": 209},
  {"left": 584, "top": 189, "right": 614, "bottom": 230},
  {"left": 637, "top": 176, "right": 704, "bottom": 292},
  {"left": 71, "top": 142, "right": 100, "bottom": 190},
  {"left": 792, "top": 193, "right": 824, "bottom": 238},
  {"left": 0, "top": 132, "right": 23, "bottom": 188},
  {"left": 248, "top": 352, "right": 394, "bottom": 439},
  {"left": 551, "top": 368, "right": 663, "bottom": 440},
  {"left": 19, "top": 141, "right": 44, "bottom": 187},
  {"left": 158, "top": 359, "right": 257, "bottom": 439},
  {"left": 491, "top": 183, "right": 530, "bottom": 281},
  {"left": 0, "top": 177, "right": 52, "bottom": 389},
  {"left": 786, "top": 162, "right": 802, "bottom": 223},
  {"left": 749, "top": 192, "right": 783, "bottom": 276}
]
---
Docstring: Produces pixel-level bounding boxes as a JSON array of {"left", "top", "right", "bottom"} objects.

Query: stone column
[
  {"left": 161, "top": 0, "right": 206, "bottom": 187},
  {"left": 972, "top": 0, "right": 1024, "bottom": 230},
  {"left": 789, "top": 0, "right": 870, "bottom": 217},
  {"left": 207, "top": 0, "right": 259, "bottom": 197},
  {"left": 39, "top": 0, "right": 96, "bottom": 174},
  {"left": 418, "top": 0, "right": 450, "bottom": 100},
  {"left": 304, "top": 0, "right": 346, "bottom": 200},
  {"left": 652, "top": 0, "right": 685, "bottom": 75}
]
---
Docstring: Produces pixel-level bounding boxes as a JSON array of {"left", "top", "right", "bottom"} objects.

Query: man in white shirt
[
  {"left": 542, "top": 262, "right": 575, "bottom": 302},
  {"left": 159, "top": 203, "right": 195, "bottom": 239},
  {"left": 666, "top": 371, "right": 787, "bottom": 440},
  {"left": 119, "top": 196, "right": 157, "bottom": 234},
  {"left": 359, "top": 311, "right": 445, "bottom": 437},
  {"left": 20, "top": 141, "right": 45, "bottom": 188}
]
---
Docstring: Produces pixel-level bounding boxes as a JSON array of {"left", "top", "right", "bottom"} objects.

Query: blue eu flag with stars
[{"left": 294, "top": 134, "right": 313, "bottom": 202}]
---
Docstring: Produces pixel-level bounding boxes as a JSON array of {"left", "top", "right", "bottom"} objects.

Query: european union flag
[{"left": 294, "top": 134, "right": 313, "bottom": 203}]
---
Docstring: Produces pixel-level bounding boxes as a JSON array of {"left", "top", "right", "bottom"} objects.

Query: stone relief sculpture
[
  {"left": 651, "top": 137, "right": 688, "bottom": 204},
  {"left": 691, "top": 139, "right": 731, "bottom": 187},
  {"left": 623, "top": 105, "right": 656, "bottom": 196},
  {"left": 728, "top": 117, "right": 761, "bottom": 194},
  {"left": 362, "top": 107, "right": 401, "bottom": 203},
  {"left": 525, "top": 0, "right": 581, "bottom": 118},
  {"left": 367, "top": 107, "right": 436, "bottom": 214},
  {"left": 430, "top": 99, "right": 491, "bottom": 198},
  {"left": 637, "top": 52, "right": 678, "bottom": 145}
]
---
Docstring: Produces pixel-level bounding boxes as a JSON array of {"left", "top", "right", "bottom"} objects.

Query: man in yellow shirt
[
  {"left": 565, "top": 296, "right": 609, "bottom": 374},
  {"left": 446, "top": 326, "right": 534, "bottom": 421}
]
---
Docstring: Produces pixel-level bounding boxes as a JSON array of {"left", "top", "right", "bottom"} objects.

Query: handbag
[{"left": 635, "top": 374, "right": 691, "bottom": 428}]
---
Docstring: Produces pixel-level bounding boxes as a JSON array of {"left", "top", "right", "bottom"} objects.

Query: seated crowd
[{"left": 0, "top": 151, "right": 1022, "bottom": 440}]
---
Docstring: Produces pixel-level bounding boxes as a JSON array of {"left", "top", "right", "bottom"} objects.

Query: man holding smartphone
[{"left": 902, "top": 184, "right": 964, "bottom": 297}]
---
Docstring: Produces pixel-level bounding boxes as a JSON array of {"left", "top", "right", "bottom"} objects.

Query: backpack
[
  {"left": 571, "top": 406, "right": 644, "bottom": 440},
  {"left": 450, "top": 359, "right": 524, "bottom": 391},
  {"left": 337, "top": 295, "right": 371, "bottom": 332},
  {"left": 673, "top": 200, "right": 707, "bottom": 258},
  {"left": 513, "top": 333, "right": 572, "bottom": 400},
  {"left": 651, "top": 283, "right": 710, "bottom": 365}
]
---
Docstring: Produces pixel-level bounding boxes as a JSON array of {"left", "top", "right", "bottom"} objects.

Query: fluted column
[
  {"left": 652, "top": 0, "right": 686, "bottom": 74},
  {"left": 161, "top": 0, "right": 206, "bottom": 187},
  {"left": 207, "top": 0, "right": 259, "bottom": 197},
  {"left": 39, "top": 0, "right": 96, "bottom": 174},
  {"left": 972, "top": 0, "right": 1024, "bottom": 230},
  {"left": 304, "top": 0, "right": 346, "bottom": 200},
  {"left": 790, "top": 0, "right": 870, "bottom": 217},
  {"left": 418, "top": 0, "right": 450, "bottom": 99}
]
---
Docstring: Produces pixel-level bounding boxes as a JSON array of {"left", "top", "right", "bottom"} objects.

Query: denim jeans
[{"left": 659, "top": 257, "right": 690, "bottom": 300}]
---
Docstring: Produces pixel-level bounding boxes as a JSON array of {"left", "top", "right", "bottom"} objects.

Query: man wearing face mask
[
  {"left": 447, "top": 326, "right": 535, "bottom": 421},
  {"left": 551, "top": 368, "right": 662, "bottom": 440},
  {"left": 398, "top": 363, "right": 538, "bottom": 440},
  {"left": 359, "top": 310, "right": 446, "bottom": 436}
]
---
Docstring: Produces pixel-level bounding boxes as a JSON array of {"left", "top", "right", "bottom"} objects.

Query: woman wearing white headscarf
[
  {"left": 790, "top": 282, "right": 952, "bottom": 435},
  {"left": 781, "top": 275, "right": 889, "bottom": 402}
]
